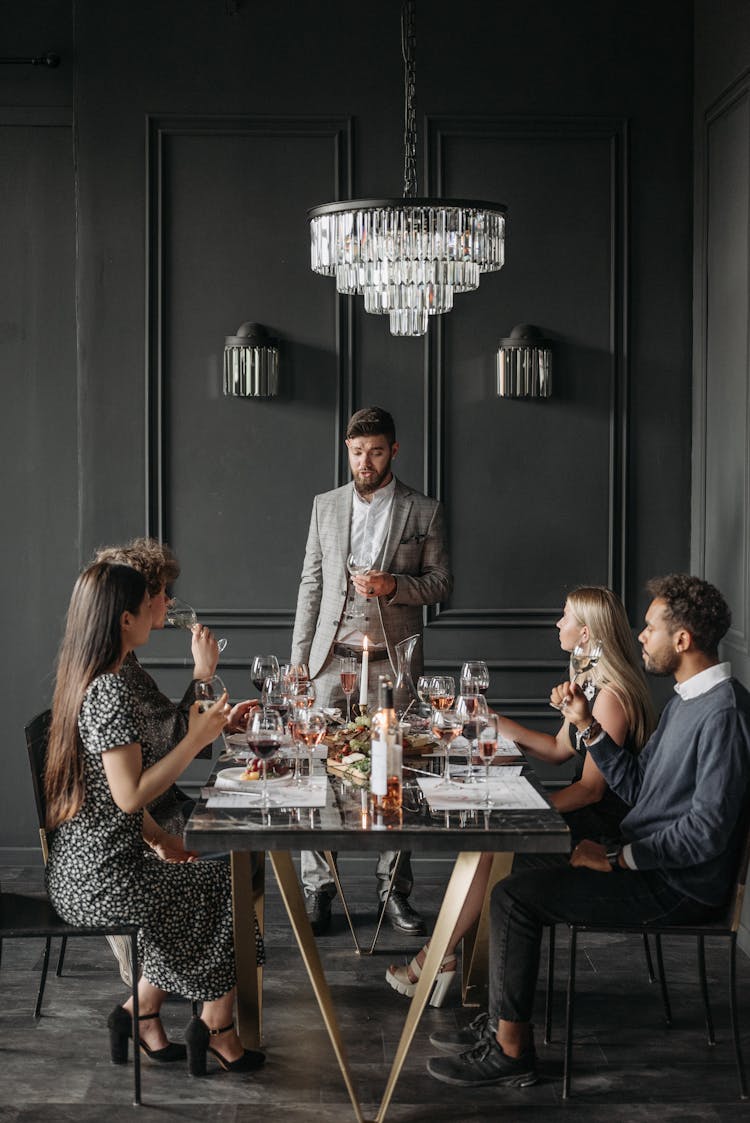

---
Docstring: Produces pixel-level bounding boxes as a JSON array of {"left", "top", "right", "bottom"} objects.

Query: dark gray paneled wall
[
  {"left": 1, "top": 0, "right": 693, "bottom": 856},
  {"left": 692, "top": 0, "right": 750, "bottom": 950}
]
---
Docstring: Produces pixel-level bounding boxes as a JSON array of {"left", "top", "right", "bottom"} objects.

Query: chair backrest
[
  {"left": 729, "top": 813, "right": 750, "bottom": 933},
  {"left": 24, "top": 710, "right": 52, "bottom": 863}
]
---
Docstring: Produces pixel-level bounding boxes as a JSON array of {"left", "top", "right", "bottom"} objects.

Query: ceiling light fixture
[{"left": 308, "top": 1, "right": 507, "bottom": 338}]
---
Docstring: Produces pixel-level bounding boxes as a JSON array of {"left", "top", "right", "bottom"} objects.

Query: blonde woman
[{"left": 386, "top": 585, "right": 656, "bottom": 1007}]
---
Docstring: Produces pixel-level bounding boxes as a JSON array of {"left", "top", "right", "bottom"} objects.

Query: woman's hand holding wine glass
[
  {"left": 189, "top": 679, "right": 229, "bottom": 752},
  {"left": 166, "top": 597, "right": 228, "bottom": 653}
]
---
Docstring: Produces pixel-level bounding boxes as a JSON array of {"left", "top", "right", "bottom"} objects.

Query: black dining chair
[
  {"left": 7, "top": 710, "right": 144, "bottom": 1103},
  {"left": 559, "top": 829, "right": 750, "bottom": 1100}
]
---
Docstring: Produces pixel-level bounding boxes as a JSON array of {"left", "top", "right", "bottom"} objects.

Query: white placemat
[
  {"left": 417, "top": 774, "right": 549, "bottom": 811},
  {"left": 205, "top": 777, "right": 328, "bottom": 808}
]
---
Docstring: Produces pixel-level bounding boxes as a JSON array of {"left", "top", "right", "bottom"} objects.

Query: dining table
[{"left": 184, "top": 756, "right": 569, "bottom": 1123}]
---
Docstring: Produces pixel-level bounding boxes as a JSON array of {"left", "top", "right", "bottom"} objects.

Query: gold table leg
[
  {"left": 375, "top": 851, "right": 483, "bottom": 1123},
  {"left": 269, "top": 851, "right": 366, "bottom": 1123},
  {"left": 231, "top": 850, "right": 262, "bottom": 1048},
  {"left": 461, "top": 851, "right": 514, "bottom": 1006}
]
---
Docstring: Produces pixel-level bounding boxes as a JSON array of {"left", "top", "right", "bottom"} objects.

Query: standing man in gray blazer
[{"left": 291, "top": 406, "right": 453, "bottom": 935}]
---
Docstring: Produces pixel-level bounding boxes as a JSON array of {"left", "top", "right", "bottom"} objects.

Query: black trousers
[{"left": 488, "top": 865, "right": 719, "bottom": 1025}]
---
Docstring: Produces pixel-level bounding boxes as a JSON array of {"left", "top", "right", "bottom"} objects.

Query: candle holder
[{"left": 351, "top": 703, "right": 369, "bottom": 719}]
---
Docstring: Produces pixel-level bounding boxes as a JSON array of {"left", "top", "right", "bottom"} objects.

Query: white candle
[{"left": 359, "top": 635, "right": 369, "bottom": 706}]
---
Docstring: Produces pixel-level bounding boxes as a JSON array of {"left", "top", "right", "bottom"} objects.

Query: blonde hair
[{"left": 566, "top": 586, "right": 656, "bottom": 750}]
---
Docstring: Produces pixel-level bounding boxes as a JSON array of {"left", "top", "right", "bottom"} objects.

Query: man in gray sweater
[{"left": 427, "top": 575, "right": 750, "bottom": 1089}]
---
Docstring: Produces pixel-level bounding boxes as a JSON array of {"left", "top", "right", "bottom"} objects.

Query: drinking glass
[
  {"left": 251, "top": 655, "right": 279, "bottom": 697},
  {"left": 246, "top": 708, "right": 284, "bottom": 808},
  {"left": 262, "top": 678, "right": 293, "bottom": 731},
  {"left": 430, "top": 708, "right": 464, "bottom": 790},
  {"left": 293, "top": 679, "right": 317, "bottom": 710},
  {"left": 454, "top": 693, "right": 489, "bottom": 782},
  {"left": 339, "top": 656, "right": 357, "bottom": 721},
  {"left": 166, "top": 597, "right": 227, "bottom": 651},
  {"left": 195, "top": 675, "right": 228, "bottom": 751},
  {"left": 416, "top": 675, "right": 432, "bottom": 704},
  {"left": 460, "top": 660, "right": 490, "bottom": 695},
  {"left": 570, "top": 639, "right": 603, "bottom": 688},
  {"left": 294, "top": 708, "right": 327, "bottom": 785},
  {"left": 428, "top": 675, "right": 456, "bottom": 711},
  {"left": 346, "top": 552, "right": 373, "bottom": 624},
  {"left": 477, "top": 713, "right": 500, "bottom": 806}
]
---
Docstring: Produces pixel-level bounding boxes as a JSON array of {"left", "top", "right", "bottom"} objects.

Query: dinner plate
[{"left": 215, "top": 766, "right": 292, "bottom": 790}]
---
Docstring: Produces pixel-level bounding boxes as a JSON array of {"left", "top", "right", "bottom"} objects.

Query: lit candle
[{"left": 359, "top": 635, "right": 369, "bottom": 706}]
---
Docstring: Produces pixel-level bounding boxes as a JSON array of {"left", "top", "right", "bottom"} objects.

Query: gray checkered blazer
[{"left": 290, "top": 478, "right": 452, "bottom": 679}]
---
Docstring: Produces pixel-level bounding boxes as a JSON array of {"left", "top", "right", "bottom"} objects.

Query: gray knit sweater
[{"left": 588, "top": 678, "right": 750, "bottom": 906}]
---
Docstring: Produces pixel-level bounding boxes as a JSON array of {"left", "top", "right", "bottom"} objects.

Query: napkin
[
  {"left": 417, "top": 774, "right": 549, "bottom": 811},
  {"left": 205, "top": 778, "right": 328, "bottom": 809}
]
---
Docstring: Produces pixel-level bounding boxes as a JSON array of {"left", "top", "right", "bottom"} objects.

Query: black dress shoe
[
  {"left": 380, "top": 892, "right": 426, "bottom": 934},
  {"left": 306, "top": 890, "right": 332, "bottom": 935}
]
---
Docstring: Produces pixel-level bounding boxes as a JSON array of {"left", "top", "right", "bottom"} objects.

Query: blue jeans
[{"left": 489, "top": 866, "right": 719, "bottom": 1024}]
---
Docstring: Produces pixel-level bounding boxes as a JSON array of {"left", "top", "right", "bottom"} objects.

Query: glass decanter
[{"left": 392, "top": 633, "right": 420, "bottom": 718}]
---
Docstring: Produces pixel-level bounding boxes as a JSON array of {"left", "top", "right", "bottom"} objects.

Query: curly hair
[
  {"left": 646, "top": 574, "right": 731, "bottom": 655},
  {"left": 93, "top": 537, "right": 180, "bottom": 596},
  {"left": 346, "top": 406, "right": 396, "bottom": 445}
]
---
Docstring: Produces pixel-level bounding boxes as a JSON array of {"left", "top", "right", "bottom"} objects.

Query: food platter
[{"left": 215, "top": 765, "right": 292, "bottom": 790}]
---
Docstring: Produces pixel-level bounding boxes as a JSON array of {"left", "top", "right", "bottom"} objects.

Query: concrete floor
[{"left": 2, "top": 860, "right": 749, "bottom": 1122}]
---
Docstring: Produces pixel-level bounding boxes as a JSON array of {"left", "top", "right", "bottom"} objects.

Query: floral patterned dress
[{"left": 45, "top": 673, "right": 254, "bottom": 1000}]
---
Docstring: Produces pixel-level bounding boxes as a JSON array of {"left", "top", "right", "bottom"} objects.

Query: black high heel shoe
[
  {"left": 107, "top": 1004, "right": 187, "bottom": 1063},
  {"left": 184, "top": 1015, "right": 265, "bottom": 1076}
]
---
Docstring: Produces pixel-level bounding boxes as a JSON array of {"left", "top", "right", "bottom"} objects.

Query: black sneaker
[
  {"left": 427, "top": 1035, "right": 537, "bottom": 1088},
  {"left": 428, "top": 1011, "right": 494, "bottom": 1055}
]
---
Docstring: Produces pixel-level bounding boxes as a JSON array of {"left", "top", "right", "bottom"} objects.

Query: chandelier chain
[{"left": 401, "top": 0, "right": 417, "bottom": 198}]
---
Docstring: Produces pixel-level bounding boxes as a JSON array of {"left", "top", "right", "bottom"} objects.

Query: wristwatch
[{"left": 606, "top": 847, "right": 622, "bottom": 870}]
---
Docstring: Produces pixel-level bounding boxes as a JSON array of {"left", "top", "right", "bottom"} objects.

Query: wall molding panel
[
  {"left": 423, "top": 115, "right": 630, "bottom": 629},
  {"left": 144, "top": 114, "right": 352, "bottom": 628}
]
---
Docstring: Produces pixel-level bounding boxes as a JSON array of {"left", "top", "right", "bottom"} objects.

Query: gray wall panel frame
[
  {"left": 424, "top": 116, "right": 629, "bottom": 629},
  {"left": 145, "top": 115, "right": 353, "bottom": 630}
]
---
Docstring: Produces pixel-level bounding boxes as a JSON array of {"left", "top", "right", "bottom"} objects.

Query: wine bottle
[{"left": 369, "top": 675, "right": 403, "bottom": 824}]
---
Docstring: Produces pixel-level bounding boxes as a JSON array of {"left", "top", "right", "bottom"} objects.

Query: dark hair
[
  {"left": 93, "top": 537, "right": 180, "bottom": 596},
  {"left": 646, "top": 574, "right": 731, "bottom": 655},
  {"left": 45, "top": 562, "right": 147, "bottom": 829},
  {"left": 346, "top": 406, "right": 396, "bottom": 445}
]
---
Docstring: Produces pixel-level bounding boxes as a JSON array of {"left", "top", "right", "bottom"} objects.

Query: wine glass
[
  {"left": 246, "top": 708, "right": 284, "bottom": 808},
  {"left": 251, "top": 655, "right": 279, "bottom": 697},
  {"left": 262, "top": 677, "right": 293, "bottom": 731},
  {"left": 346, "top": 552, "right": 373, "bottom": 624},
  {"left": 287, "top": 706, "right": 305, "bottom": 786},
  {"left": 454, "top": 693, "right": 489, "bottom": 782},
  {"left": 416, "top": 675, "right": 432, "bottom": 704},
  {"left": 293, "top": 679, "right": 317, "bottom": 710},
  {"left": 430, "top": 707, "right": 464, "bottom": 791},
  {"left": 570, "top": 639, "right": 603, "bottom": 697},
  {"left": 476, "top": 713, "right": 500, "bottom": 806},
  {"left": 460, "top": 660, "right": 490, "bottom": 695},
  {"left": 428, "top": 675, "right": 456, "bottom": 711},
  {"left": 339, "top": 656, "right": 357, "bottom": 722},
  {"left": 294, "top": 707, "right": 327, "bottom": 786},
  {"left": 195, "top": 675, "right": 228, "bottom": 751},
  {"left": 165, "top": 597, "right": 227, "bottom": 652}
]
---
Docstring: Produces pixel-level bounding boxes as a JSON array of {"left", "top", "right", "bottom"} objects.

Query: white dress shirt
[{"left": 336, "top": 477, "right": 396, "bottom": 646}]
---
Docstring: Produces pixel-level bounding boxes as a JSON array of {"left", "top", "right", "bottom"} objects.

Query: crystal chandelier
[{"left": 308, "top": 1, "right": 507, "bottom": 338}]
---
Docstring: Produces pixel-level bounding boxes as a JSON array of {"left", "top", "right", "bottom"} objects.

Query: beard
[
  {"left": 642, "top": 647, "right": 680, "bottom": 676},
  {"left": 353, "top": 458, "right": 393, "bottom": 496}
]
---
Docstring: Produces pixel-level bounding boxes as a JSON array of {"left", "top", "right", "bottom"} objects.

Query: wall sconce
[
  {"left": 223, "top": 322, "right": 279, "bottom": 397},
  {"left": 497, "top": 324, "right": 552, "bottom": 398}
]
